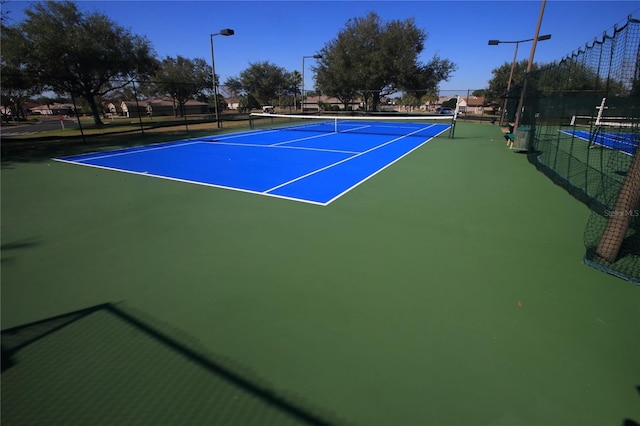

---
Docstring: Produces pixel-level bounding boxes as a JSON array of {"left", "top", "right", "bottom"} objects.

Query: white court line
[
  {"left": 197, "top": 128, "right": 281, "bottom": 142},
  {"left": 60, "top": 128, "right": 292, "bottom": 163},
  {"left": 269, "top": 131, "right": 336, "bottom": 147},
  {"left": 202, "top": 141, "right": 359, "bottom": 155},
  {"left": 323, "top": 125, "right": 450, "bottom": 205},
  {"left": 56, "top": 123, "right": 450, "bottom": 206},
  {"left": 341, "top": 122, "right": 436, "bottom": 134},
  {"left": 52, "top": 158, "right": 327, "bottom": 206},
  {"left": 560, "top": 129, "right": 636, "bottom": 156},
  {"left": 59, "top": 128, "right": 279, "bottom": 162},
  {"left": 264, "top": 124, "right": 443, "bottom": 195},
  {"left": 64, "top": 141, "right": 202, "bottom": 162}
]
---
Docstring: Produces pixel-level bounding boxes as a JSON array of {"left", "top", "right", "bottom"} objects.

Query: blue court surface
[
  {"left": 55, "top": 122, "right": 451, "bottom": 205},
  {"left": 562, "top": 129, "right": 639, "bottom": 156}
]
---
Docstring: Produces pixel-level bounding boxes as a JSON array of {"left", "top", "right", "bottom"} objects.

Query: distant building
[
  {"left": 225, "top": 96, "right": 241, "bottom": 110},
  {"left": 29, "top": 103, "right": 78, "bottom": 116},
  {"left": 303, "top": 95, "right": 361, "bottom": 111},
  {"left": 117, "top": 98, "right": 209, "bottom": 117},
  {"left": 458, "top": 96, "right": 488, "bottom": 114},
  {"left": 431, "top": 95, "right": 488, "bottom": 114}
]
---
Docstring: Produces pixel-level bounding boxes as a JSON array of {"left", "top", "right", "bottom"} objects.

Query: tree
[
  {"left": 314, "top": 12, "right": 456, "bottom": 111},
  {"left": 15, "top": 1, "right": 157, "bottom": 125},
  {"left": 1, "top": 25, "right": 41, "bottom": 120},
  {"left": 224, "top": 61, "right": 290, "bottom": 106},
  {"left": 398, "top": 93, "right": 421, "bottom": 112},
  {"left": 441, "top": 98, "right": 457, "bottom": 109},
  {"left": 532, "top": 57, "right": 630, "bottom": 98},
  {"left": 154, "top": 56, "right": 212, "bottom": 116},
  {"left": 484, "top": 60, "right": 530, "bottom": 106},
  {"left": 237, "top": 94, "right": 260, "bottom": 113},
  {"left": 284, "top": 70, "right": 302, "bottom": 109}
]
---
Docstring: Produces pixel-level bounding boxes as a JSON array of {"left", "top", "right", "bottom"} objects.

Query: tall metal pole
[
  {"left": 489, "top": 33, "right": 550, "bottom": 126},
  {"left": 302, "top": 55, "right": 322, "bottom": 113},
  {"left": 210, "top": 34, "right": 220, "bottom": 128},
  {"left": 513, "top": 0, "right": 547, "bottom": 133},
  {"left": 501, "top": 41, "right": 520, "bottom": 126},
  {"left": 301, "top": 57, "right": 305, "bottom": 112},
  {"left": 210, "top": 29, "right": 234, "bottom": 129}
]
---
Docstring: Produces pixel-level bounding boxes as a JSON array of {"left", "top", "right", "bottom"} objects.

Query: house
[
  {"left": 303, "top": 95, "right": 361, "bottom": 111},
  {"left": 458, "top": 96, "right": 488, "bottom": 114},
  {"left": 29, "top": 103, "right": 78, "bottom": 116},
  {"left": 430, "top": 95, "right": 489, "bottom": 115},
  {"left": 225, "top": 96, "right": 240, "bottom": 110},
  {"left": 118, "top": 98, "right": 209, "bottom": 117}
]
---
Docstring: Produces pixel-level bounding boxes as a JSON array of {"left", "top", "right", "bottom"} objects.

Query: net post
[{"left": 595, "top": 97, "right": 607, "bottom": 127}]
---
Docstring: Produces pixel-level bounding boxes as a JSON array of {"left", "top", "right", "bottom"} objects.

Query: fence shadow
[{"left": 1, "top": 303, "right": 345, "bottom": 426}]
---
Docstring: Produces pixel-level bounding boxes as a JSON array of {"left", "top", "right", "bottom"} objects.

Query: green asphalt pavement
[{"left": 2, "top": 122, "right": 638, "bottom": 425}]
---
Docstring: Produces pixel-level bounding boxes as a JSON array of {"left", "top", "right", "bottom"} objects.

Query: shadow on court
[
  {"left": 1, "top": 303, "right": 343, "bottom": 426},
  {"left": 621, "top": 386, "right": 640, "bottom": 426},
  {"left": 1, "top": 237, "right": 42, "bottom": 265}
]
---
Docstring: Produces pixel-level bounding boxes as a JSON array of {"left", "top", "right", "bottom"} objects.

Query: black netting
[{"left": 522, "top": 15, "right": 640, "bottom": 284}]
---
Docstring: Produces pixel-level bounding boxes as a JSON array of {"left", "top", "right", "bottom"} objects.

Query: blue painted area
[
  {"left": 62, "top": 142, "right": 351, "bottom": 193},
  {"left": 269, "top": 132, "right": 441, "bottom": 203},
  {"left": 61, "top": 140, "right": 197, "bottom": 162},
  {"left": 58, "top": 123, "right": 450, "bottom": 205},
  {"left": 199, "top": 129, "right": 328, "bottom": 147},
  {"left": 563, "top": 129, "right": 638, "bottom": 156}
]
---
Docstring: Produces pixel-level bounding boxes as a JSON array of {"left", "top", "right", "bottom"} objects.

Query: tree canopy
[
  {"left": 485, "top": 60, "right": 530, "bottom": 105},
  {"left": 225, "top": 61, "right": 295, "bottom": 107},
  {"left": 1, "top": 25, "right": 42, "bottom": 120},
  {"left": 12, "top": 0, "right": 157, "bottom": 125},
  {"left": 486, "top": 56, "right": 633, "bottom": 108},
  {"left": 313, "top": 12, "right": 456, "bottom": 111},
  {"left": 153, "top": 56, "right": 212, "bottom": 116}
]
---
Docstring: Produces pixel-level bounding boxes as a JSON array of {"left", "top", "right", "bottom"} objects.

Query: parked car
[{"left": 436, "top": 107, "right": 455, "bottom": 115}]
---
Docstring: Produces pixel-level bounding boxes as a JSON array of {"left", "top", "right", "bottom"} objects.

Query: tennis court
[
  {"left": 2, "top": 122, "right": 639, "bottom": 425},
  {"left": 560, "top": 114, "right": 639, "bottom": 156},
  {"left": 55, "top": 115, "right": 452, "bottom": 205},
  {"left": 561, "top": 128, "right": 639, "bottom": 156}
]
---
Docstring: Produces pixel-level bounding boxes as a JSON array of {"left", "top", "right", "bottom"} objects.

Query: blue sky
[{"left": 4, "top": 0, "right": 640, "bottom": 95}]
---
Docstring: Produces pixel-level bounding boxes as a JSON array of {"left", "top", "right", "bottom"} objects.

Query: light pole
[
  {"left": 488, "top": 33, "right": 551, "bottom": 126},
  {"left": 302, "top": 54, "right": 322, "bottom": 112},
  {"left": 514, "top": 0, "right": 548, "bottom": 134},
  {"left": 210, "top": 28, "right": 234, "bottom": 128}
]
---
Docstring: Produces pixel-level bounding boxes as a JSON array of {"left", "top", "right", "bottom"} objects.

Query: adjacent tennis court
[
  {"left": 561, "top": 115, "right": 639, "bottom": 156},
  {"left": 55, "top": 114, "right": 453, "bottom": 205},
  {"left": 561, "top": 128, "right": 639, "bottom": 156}
]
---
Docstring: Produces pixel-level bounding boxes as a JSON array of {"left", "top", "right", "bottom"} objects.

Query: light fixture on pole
[
  {"left": 210, "top": 28, "right": 234, "bottom": 128},
  {"left": 488, "top": 33, "right": 551, "bottom": 126},
  {"left": 302, "top": 54, "right": 322, "bottom": 112},
  {"left": 513, "top": 0, "right": 549, "bottom": 137}
]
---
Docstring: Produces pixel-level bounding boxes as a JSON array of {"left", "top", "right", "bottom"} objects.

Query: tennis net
[
  {"left": 568, "top": 114, "right": 639, "bottom": 155},
  {"left": 570, "top": 115, "right": 639, "bottom": 130},
  {"left": 249, "top": 113, "right": 456, "bottom": 138}
]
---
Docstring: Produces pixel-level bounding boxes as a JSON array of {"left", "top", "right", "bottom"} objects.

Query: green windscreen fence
[{"left": 518, "top": 14, "right": 640, "bottom": 284}]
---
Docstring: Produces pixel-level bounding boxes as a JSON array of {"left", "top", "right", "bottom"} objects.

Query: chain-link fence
[{"left": 519, "top": 14, "right": 640, "bottom": 283}]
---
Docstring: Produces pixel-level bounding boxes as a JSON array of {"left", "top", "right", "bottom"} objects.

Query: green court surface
[{"left": 2, "top": 122, "right": 639, "bottom": 425}]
